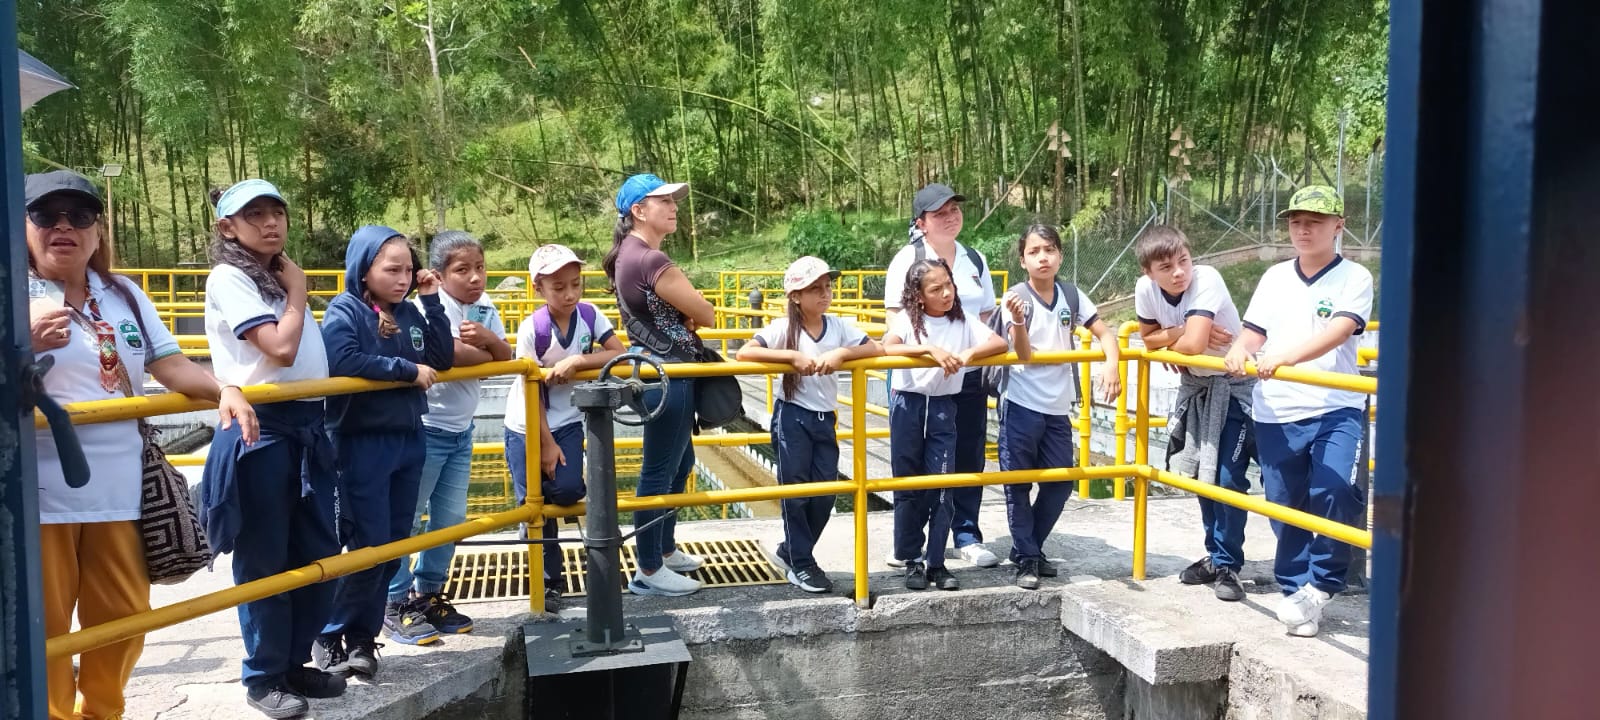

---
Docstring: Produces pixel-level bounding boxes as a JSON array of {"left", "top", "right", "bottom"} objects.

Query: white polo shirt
[
  {"left": 205, "top": 264, "right": 330, "bottom": 395},
  {"left": 1133, "top": 265, "right": 1242, "bottom": 378},
  {"left": 505, "top": 303, "right": 616, "bottom": 434},
  {"left": 1241, "top": 256, "right": 1374, "bottom": 424},
  {"left": 35, "top": 273, "right": 181, "bottom": 524},
  {"left": 1005, "top": 282, "right": 1098, "bottom": 414},
  {"left": 752, "top": 314, "right": 870, "bottom": 413},
  {"left": 887, "top": 310, "right": 996, "bottom": 397},
  {"left": 415, "top": 292, "right": 506, "bottom": 433},
  {"left": 883, "top": 240, "right": 998, "bottom": 317}
]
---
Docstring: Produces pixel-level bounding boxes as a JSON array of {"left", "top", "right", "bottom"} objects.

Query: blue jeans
[
  {"left": 388, "top": 424, "right": 474, "bottom": 603},
  {"left": 633, "top": 362, "right": 696, "bottom": 573},
  {"left": 1200, "top": 398, "right": 1256, "bottom": 571},
  {"left": 997, "top": 400, "right": 1075, "bottom": 562},
  {"left": 771, "top": 400, "right": 839, "bottom": 569},
  {"left": 321, "top": 429, "right": 425, "bottom": 642},
  {"left": 949, "top": 372, "right": 988, "bottom": 548},
  {"left": 1257, "top": 407, "right": 1365, "bottom": 596},
  {"left": 890, "top": 391, "right": 958, "bottom": 569},
  {"left": 229, "top": 401, "right": 339, "bottom": 689},
  {"left": 505, "top": 423, "right": 586, "bottom": 584}
]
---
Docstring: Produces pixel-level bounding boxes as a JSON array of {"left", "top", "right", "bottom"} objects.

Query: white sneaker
[
  {"left": 1276, "top": 585, "right": 1332, "bottom": 627},
  {"left": 662, "top": 550, "right": 705, "bottom": 573},
  {"left": 629, "top": 567, "right": 703, "bottom": 597},
  {"left": 1286, "top": 619, "right": 1320, "bottom": 638},
  {"left": 959, "top": 543, "right": 1000, "bottom": 568}
]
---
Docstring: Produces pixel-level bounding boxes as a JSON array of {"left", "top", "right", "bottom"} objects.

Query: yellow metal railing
[{"left": 40, "top": 312, "right": 1377, "bottom": 663}]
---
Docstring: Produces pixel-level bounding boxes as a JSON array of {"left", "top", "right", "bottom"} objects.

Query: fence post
[
  {"left": 1077, "top": 328, "right": 1093, "bottom": 498},
  {"left": 1113, "top": 325, "right": 1134, "bottom": 500},
  {"left": 1132, "top": 353, "right": 1151, "bottom": 580},
  {"left": 525, "top": 362, "right": 546, "bottom": 614},
  {"left": 852, "top": 366, "right": 870, "bottom": 608}
]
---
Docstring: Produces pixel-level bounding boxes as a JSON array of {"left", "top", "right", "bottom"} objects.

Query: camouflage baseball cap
[{"left": 1278, "top": 185, "right": 1344, "bottom": 218}]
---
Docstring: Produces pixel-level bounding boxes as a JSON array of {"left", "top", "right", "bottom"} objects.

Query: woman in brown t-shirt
[{"left": 603, "top": 173, "right": 715, "bottom": 597}]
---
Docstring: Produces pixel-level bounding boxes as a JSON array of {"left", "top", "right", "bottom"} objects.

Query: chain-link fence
[{"left": 1038, "top": 151, "right": 1384, "bottom": 326}]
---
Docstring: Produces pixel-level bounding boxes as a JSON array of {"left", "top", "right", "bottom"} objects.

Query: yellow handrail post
[
  {"left": 852, "top": 366, "right": 870, "bottom": 609},
  {"left": 1132, "top": 354, "right": 1152, "bottom": 580},
  {"left": 1113, "top": 328, "right": 1133, "bottom": 500},
  {"left": 1076, "top": 327, "right": 1093, "bottom": 497},
  {"left": 525, "top": 361, "right": 547, "bottom": 614}
]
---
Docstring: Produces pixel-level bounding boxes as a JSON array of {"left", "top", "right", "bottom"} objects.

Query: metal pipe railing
[{"left": 39, "top": 325, "right": 1377, "bottom": 661}]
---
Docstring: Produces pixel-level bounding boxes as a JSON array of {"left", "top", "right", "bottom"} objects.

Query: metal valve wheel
[{"left": 600, "top": 351, "right": 671, "bottom": 426}]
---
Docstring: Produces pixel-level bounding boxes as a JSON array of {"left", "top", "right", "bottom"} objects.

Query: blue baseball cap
[
  {"left": 614, "top": 173, "right": 689, "bottom": 216},
  {"left": 216, "top": 178, "right": 287, "bottom": 217}
]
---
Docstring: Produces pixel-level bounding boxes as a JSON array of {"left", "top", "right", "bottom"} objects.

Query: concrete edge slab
[
  {"left": 663, "top": 585, "right": 1063, "bottom": 645},
  {"left": 1058, "top": 584, "right": 1234, "bottom": 686},
  {"left": 311, "top": 612, "right": 527, "bottom": 720}
]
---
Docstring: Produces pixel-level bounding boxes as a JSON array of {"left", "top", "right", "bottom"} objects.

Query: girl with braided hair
[{"left": 882, "top": 259, "right": 1008, "bottom": 592}]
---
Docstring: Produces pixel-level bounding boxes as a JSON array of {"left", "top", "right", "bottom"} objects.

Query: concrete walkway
[{"left": 119, "top": 494, "right": 1368, "bottom": 719}]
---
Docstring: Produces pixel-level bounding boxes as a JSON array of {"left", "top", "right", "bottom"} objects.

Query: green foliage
[
  {"left": 17, "top": 0, "right": 1388, "bottom": 271},
  {"left": 784, "top": 211, "right": 904, "bottom": 271}
]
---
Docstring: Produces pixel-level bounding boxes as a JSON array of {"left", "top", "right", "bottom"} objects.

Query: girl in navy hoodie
[{"left": 313, "top": 226, "right": 453, "bottom": 679}]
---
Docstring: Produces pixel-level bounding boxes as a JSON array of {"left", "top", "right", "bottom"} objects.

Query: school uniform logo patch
[
  {"left": 410, "top": 326, "right": 425, "bottom": 351},
  {"left": 118, "top": 320, "right": 143, "bottom": 350},
  {"left": 1315, "top": 298, "right": 1335, "bottom": 319},
  {"left": 1057, "top": 308, "right": 1073, "bottom": 327},
  {"left": 579, "top": 333, "right": 592, "bottom": 349}
]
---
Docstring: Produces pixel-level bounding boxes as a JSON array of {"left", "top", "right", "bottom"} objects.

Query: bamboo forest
[{"left": 19, "top": 0, "right": 1388, "bottom": 290}]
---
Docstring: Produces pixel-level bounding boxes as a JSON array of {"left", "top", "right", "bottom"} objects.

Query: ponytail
[
  {"left": 780, "top": 293, "right": 805, "bottom": 399},
  {"left": 364, "top": 289, "right": 401, "bottom": 338},
  {"left": 602, "top": 213, "right": 635, "bottom": 291}
]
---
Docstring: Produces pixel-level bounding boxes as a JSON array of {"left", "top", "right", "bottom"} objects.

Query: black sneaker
[
  {"left": 1015, "top": 558, "right": 1041, "bottom": 590},
  {"left": 927, "top": 566, "right": 960, "bottom": 591},
  {"left": 343, "top": 638, "right": 383, "bottom": 678},
  {"left": 419, "top": 592, "right": 474, "bottom": 634},
  {"left": 1214, "top": 567, "right": 1245, "bottom": 602},
  {"left": 246, "top": 683, "right": 309, "bottom": 719},
  {"left": 773, "top": 543, "right": 793, "bottom": 571},
  {"left": 284, "top": 666, "right": 346, "bottom": 699},
  {"left": 1179, "top": 557, "right": 1218, "bottom": 585},
  {"left": 904, "top": 561, "right": 929, "bottom": 590},
  {"left": 1039, "top": 558, "right": 1059, "bottom": 578},
  {"left": 311, "top": 635, "right": 349, "bottom": 676},
  {"left": 384, "top": 599, "right": 441, "bottom": 646},
  {"left": 788, "top": 565, "right": 834, "bottom": 594}
]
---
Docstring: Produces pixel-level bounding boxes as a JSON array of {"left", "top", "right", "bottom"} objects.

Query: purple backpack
[
  {"left": 531, "top": 302, "right": 600, "bottom": 410},
  {"left": 533, "top": 302, "right": 600, "bottom": 360}
]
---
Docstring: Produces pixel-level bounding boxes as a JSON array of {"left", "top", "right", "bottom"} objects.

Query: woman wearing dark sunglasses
[{"left": 23, "top": 169, "right": 258, "bottom": 720}]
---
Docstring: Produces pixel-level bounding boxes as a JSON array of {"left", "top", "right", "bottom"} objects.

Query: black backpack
[{"left": 980, "top": 280, "right": 1081, "bottom": 399}]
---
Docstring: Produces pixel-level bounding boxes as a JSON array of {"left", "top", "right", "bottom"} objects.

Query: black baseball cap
[
  {"left": 24, "top": 170, "right": 103, "bottom": 212},
  {"left": 911, "top": 183, "right": 965, "bottom": 218}
]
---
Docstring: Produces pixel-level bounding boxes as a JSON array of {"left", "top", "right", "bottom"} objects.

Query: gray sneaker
[{"left": 1214, "top": 567, "right": 1245, "bottom": 602}]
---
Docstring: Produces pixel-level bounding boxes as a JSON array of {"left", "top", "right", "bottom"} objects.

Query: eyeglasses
[{"left": 28, "top": 208, "right": 100, "bottom": 230}]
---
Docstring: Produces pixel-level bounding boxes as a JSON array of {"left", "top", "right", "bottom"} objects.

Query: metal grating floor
[{"left": 443, "top": 535, "right": 786, "bottom": 603}]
